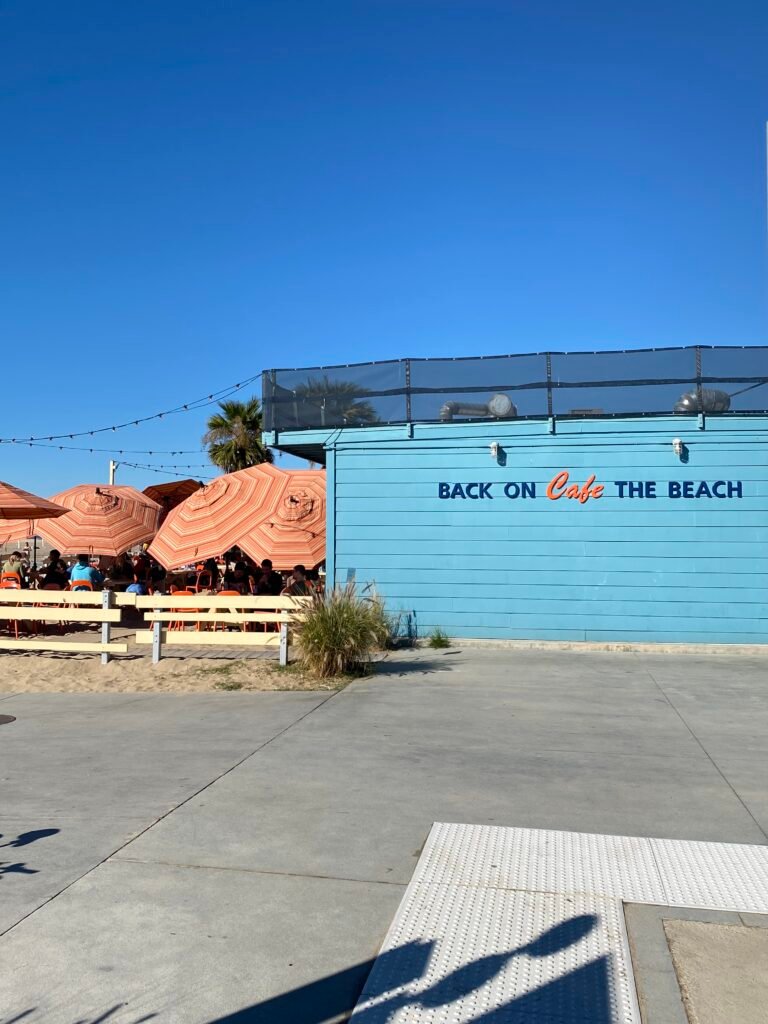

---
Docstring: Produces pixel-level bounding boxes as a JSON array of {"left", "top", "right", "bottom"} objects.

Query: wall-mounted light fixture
[
  {"left": 490, "top": 441, "right": 500, "bottom": 460},
  {"left": 672, "top": 438, "right": 685, "bottom": 458}
]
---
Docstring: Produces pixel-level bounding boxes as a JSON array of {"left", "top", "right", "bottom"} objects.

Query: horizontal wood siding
[{"left": 327, "top": 416, "right": 768, "bottom": 643}]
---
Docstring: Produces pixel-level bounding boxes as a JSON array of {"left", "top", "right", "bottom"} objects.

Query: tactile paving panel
[
  {"left": 350, "top": 885, "right": 640, "bottom": 1023},
  {"left": 414, "top": 823, "right": 666, "bottom": 904},
  {"left": 352, "top": 823, "right": 768, "bottom": 1022},
  {"left": 414, "top": 823, "right": 768, "bottom": 913},
  {"left": 650, "top": 836, "right": 768, "bottom": 913}
]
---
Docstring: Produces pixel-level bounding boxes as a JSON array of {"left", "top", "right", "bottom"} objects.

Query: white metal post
[
  {"left": 152, "top": 617, "right": 163, "bottom": 664},
  {"left": 100, "top": 590, "right": 113, "bottom": 666},
  {"left": 279, "top": 622, "right": 288, "bottom": 667}
]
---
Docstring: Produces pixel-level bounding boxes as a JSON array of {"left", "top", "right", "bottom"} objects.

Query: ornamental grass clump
[
  {"left": 292, "top": 582, "right": 390, "bottom": 678},
  {"left": 428, "top": 626, "right": 450, "bottom": 649}
]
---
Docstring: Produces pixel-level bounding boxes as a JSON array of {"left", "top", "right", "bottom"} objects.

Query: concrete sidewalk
[{"left": 0, "top": 647, "right": 766, "bottom": 1022}]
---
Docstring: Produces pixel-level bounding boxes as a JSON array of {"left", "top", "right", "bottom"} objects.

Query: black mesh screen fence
[{"left": 262, "top": 346, "right": 768, "bottom": 432}]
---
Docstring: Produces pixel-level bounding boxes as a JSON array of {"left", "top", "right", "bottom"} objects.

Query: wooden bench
[{"left": 133, "top": 594, "right": 311, "bottom": 664}]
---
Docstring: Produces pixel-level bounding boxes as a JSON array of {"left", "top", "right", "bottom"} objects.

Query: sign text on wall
[{"left": 438, "top": 471, "right": 743, "bottom": 503}]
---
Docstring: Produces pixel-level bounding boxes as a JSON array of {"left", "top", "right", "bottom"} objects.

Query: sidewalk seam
[
  {"left": 110, "top": 856, "right": 409, "bottom": 888},
  {"left": 0, "top": 690, "right": 340, "bottom": 938},
  {"left": 645, "top": 669, "right": 768, "bottom": 843}
]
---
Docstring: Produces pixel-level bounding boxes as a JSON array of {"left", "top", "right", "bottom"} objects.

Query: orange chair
[
  {"left": 30, "top": 585, "right": 66, "bottom": 630},
  {"left": 169, "top": 589, "right": 199, "bottom": 631},
  {"left": 61, "top": 579, "right": 95, "bottom": 636},
  {"left": 213, "top": 590, "right": 248, "bottom": 632},
  {"left": 1, "top": 572, "right": 22, "bottom": 587},
  {"left": 194, "top": 571, "right": 215, "bottom": 593},
  {"left": 37, "top": 583, "right": 65, "bottom": 635},
  {"left": 0, "top": 580, "right": 22, "bottom": 639},
  {"left": 67, "top": 579, "right": 94, "bottom": 591}
]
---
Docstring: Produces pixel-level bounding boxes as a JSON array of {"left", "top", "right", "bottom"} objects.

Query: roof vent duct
[
  {"left": 439, "top": 393, "right": 517, "bottom": 422},
  {"left": 673, "top": 388, "right": 731, "bottom": 414}
]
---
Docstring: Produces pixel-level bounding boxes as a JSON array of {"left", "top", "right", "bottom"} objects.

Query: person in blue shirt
[
  {"left": 68, "top": 554, "right": 104, "bottom": 590},
  {"left": 125, "top": 572, "right": 147, "bottom": 595}
]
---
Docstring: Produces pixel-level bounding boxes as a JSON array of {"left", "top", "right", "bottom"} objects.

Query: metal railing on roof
[{"left": 262, "top": 345, "right": 768, "bottom": 432}]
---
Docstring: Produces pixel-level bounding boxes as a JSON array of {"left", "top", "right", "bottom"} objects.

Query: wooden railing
[
  {"left": 0, "top": 590, "right": 311, "bottom": 666},
  {"left": 0, "top": 589, "right": 134, "bottom": 663},
  {"left": 133, "top": 594, "right": 311, "bottom": 665}
]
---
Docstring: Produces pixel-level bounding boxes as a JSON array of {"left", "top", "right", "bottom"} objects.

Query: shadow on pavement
[
  {"left": 0, "top": 828, "right": 61, "bottom": 881},
  {"left": 0, "top": 829, "right": 61, "bottom": 849},
  {"left": 0, "top": 1010, "right": 157, "bottom": 1024},
  {"left": 208, "top": 914, "right": 611, "bottom": 1023},
  {"left": 371, "top": 656, "right": 456, "bottom": 677},
  {"left": 2, "top": 915, "right": 613, "bottom": 1022}
]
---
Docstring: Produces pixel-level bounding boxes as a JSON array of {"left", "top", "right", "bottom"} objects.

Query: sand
[
  {"left": 0, "top": 652, "right": 340, "bottom": 693},
  {"left": 665, "top": 919, "right": 768, "bottom": 1024}
]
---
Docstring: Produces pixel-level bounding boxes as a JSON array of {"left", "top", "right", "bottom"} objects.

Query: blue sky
[{"left": 1, "top": 1, "right": 767, "bottom": 493}]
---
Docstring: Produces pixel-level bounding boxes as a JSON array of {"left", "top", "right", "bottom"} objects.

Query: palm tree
[
  {"left": 202, "top": 397, "right": 273, "bottom": 472},
  {"left": 295, "top": 376, "right": 379, "bottom": 426}
]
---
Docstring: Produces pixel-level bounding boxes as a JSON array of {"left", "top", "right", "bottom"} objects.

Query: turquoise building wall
[{"left": 270, "top": 415, "right": 768, "bottom": 644}]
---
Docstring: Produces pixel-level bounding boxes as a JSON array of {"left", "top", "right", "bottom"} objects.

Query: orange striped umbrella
[
  {"left": 37, "top": 484, "right": 162, "bottom": 556},
  {"left": 143, "top": 479, "right": 203, "bottom": 524},
  {"left": 239, "top": 468, "right": 326, "bottom": 570},
  {"left": 0, "top": 481, "right": 68, "bottom": 545},
  {"left": 0, "top": 481, "right": 69, "bottom": 521},
  {"left": 148, "top": 465, "right": 281, "bottom": 570}
]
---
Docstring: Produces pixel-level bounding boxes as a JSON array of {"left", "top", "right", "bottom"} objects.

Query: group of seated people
[
  {"left": 174, "top": 552, "right": 320, "bottom": 597},
  {"left": 2, "top": 547, "right": 322, "bottom": 597},
  {"left": 1, "top": 548, "right": 165, "bottom": 592},
  {"left": 3, "top": 550, "right": 104, "bottom": 590}
]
